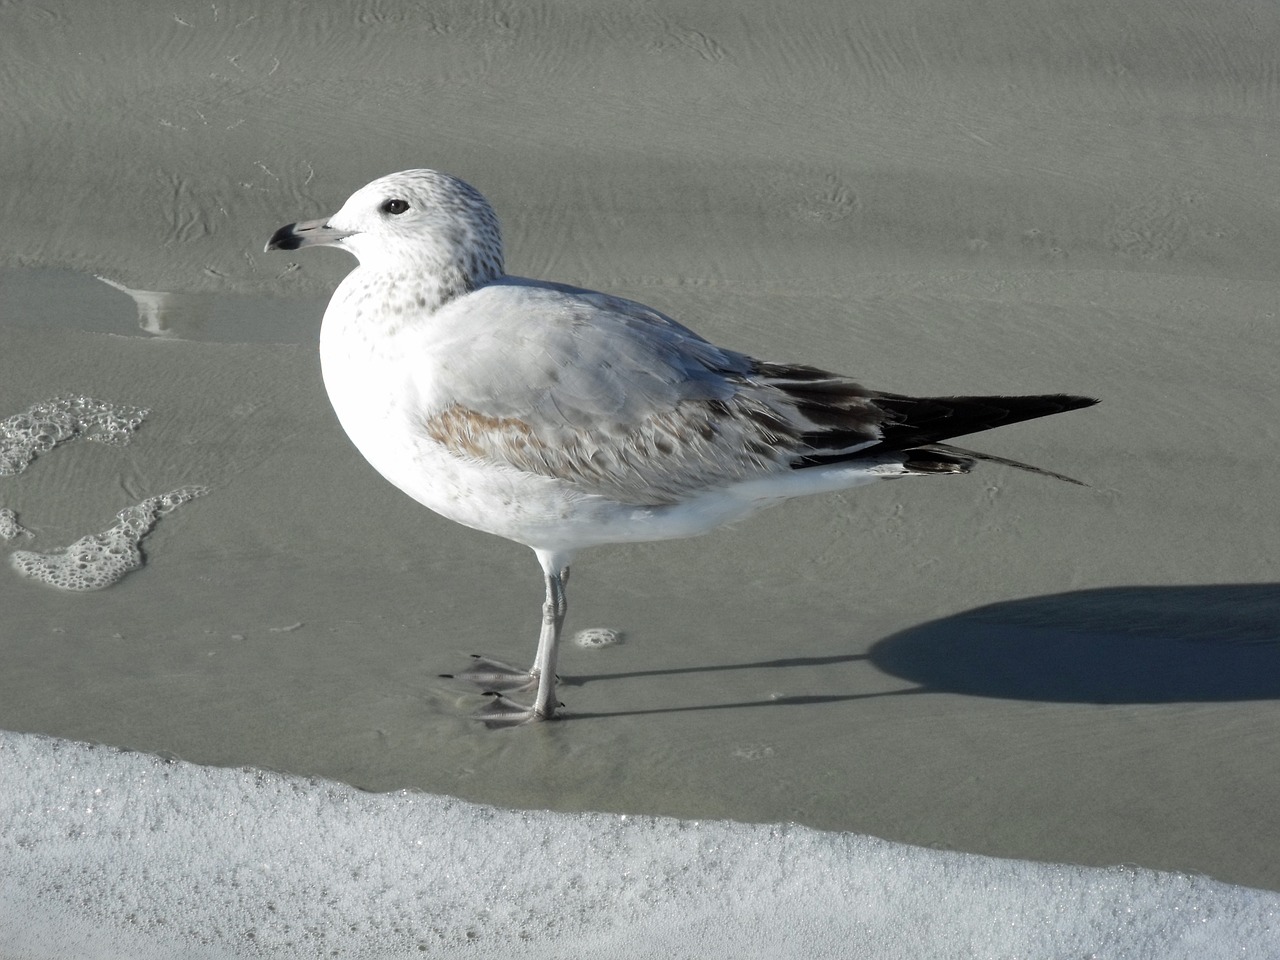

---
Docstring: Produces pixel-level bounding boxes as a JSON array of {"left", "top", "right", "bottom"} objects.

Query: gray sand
[{"left": 1, "top": 0, "right": 1278, "bottom": 892}]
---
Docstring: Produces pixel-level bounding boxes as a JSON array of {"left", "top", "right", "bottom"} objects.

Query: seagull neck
[{"left": 353, "top": 264, "right": 482, "bottom": 317}]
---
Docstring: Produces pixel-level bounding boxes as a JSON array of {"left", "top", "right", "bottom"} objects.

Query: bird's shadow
[
  {"left": 870, "top": 582, "right": 1280, "bottom": 703},
  {"left": 563, "top": 583, "right": 1280, "bottom": 719},
  {"left": 563, "top": 654, "right": 909, "bottom": 719}
]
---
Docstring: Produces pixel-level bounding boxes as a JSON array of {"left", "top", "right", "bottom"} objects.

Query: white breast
[{"left": 317, "top": 277, "right": 595, "bottom": 548}]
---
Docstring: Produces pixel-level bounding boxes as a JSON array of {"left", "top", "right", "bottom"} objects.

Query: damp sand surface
[
  {"left": 1, "top": 0, "right": 1279, "bottom": 950},
  {"left": 3, "top": 261, "right": 1278, "bottom": 895}
]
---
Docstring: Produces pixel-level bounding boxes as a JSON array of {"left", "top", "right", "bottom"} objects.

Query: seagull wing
[
  {"left": 415, "top": 280, "right": 1096, "bottom": 504},
  {"left": 415, "top": 282, "right": 858, "bottom": 505}
]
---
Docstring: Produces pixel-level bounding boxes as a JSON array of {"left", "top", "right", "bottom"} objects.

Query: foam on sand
[
  {"left": 1, "top": 731, "right": 1274, "bottom": 960},
  {"left": 9, "top": 486, "right": 207, "bottom": 591},
  {"left": 0, "top": 507, "right": 31, "bottom": 540},
  {"left": 0, "top": 396, "right": 147, "bottom": 477}
]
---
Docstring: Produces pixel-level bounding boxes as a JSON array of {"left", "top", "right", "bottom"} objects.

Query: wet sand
[{"left": 2, "top": 0, "right": 1279, "bottom": 898}]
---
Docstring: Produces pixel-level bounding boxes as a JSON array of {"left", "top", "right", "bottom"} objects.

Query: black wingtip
[
  {"left": 1059, "top": 394, "right": 1102, "bottom": 411},
  {"left": 876, "top": 392, "right": 1101, "bottom": 450}
]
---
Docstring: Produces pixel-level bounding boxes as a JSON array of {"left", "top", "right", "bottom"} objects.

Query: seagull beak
[{"left": 264, "top": 217, "right": 352, "bottom": 252}]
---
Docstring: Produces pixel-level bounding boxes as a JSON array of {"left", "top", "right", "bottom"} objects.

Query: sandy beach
[{"left": 2, "top": 0, "right": 1279, "bottom": 954}]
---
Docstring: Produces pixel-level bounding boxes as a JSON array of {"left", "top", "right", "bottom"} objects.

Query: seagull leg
[
  {"left": 442, "top": 563, "right": 570, "bottom": 694},
  {"left": 471, "top": 550, "right": 572, "bottom": 726},
  {"left": 529, "top": 564, "right": 568, "bottom": 719}
]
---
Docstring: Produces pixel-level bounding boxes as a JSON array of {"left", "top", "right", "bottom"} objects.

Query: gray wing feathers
[
  {"left": 419, "top": 284, "right": 832, "bottom": 504},
  {"left": 416, "top": 282, "right": 1092, "bottom": 502}
]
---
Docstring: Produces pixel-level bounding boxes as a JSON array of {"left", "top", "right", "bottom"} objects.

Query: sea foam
[
  {"left": 0, "top": 396, "right": 147, "bottom": 477},
  {"left": 9, "top": 486, "right": 208, "bottom": 590},
  {"left": 1, "top": 731, "right": 1274, "bottom": 960},
  {"left": 0, "top": 507, "right": 31, "bottom": 540}
]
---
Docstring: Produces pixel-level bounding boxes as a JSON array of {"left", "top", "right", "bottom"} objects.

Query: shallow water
[
  {"left": 0, "top": 268, "right": 323, "bottom": 344},
  {"left": 1, "top": 263, "right": 1278, "bottom": 896}
]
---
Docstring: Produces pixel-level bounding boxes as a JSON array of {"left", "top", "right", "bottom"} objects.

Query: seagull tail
[{"left": 909, "top": 442, "right": 1090, "bottom": 486}]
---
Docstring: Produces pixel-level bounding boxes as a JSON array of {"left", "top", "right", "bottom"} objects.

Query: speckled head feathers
[
  {"left": 335, "top": 169, "right": 504, "bottom": 281},
  {"left": 270, "top": 169, "right": 505, "bottom": 294}
]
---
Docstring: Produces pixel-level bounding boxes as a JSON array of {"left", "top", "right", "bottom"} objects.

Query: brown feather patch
[{"left": 419, "top": 399, "right": 804, "bottom": 506}]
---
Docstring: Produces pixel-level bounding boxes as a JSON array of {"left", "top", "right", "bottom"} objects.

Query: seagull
[{"left": 266, "top": 169, "right": 1096, "bottom": 725}]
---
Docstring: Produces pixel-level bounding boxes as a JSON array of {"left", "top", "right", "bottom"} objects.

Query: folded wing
[{"left": 418, "top": 282, "right": 1097, "bottom": 504}]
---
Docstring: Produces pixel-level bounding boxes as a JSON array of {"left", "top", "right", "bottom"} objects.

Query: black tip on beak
[
  {"left": 265, "top": 223, "right": 304, "bottom": 252},
  {"left": 265, "top": 217, "right": 350, "bottom": 253}
]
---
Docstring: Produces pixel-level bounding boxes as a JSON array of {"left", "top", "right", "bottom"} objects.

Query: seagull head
[{"left": 266, "top": 169, "right": 505, "bottom": 286}]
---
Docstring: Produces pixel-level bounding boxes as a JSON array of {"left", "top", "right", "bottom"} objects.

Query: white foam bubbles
[
  {"left": 0, "top": 507, "right": 32, "bottom": 540},
  {"left": 573, "top": 627, "right": 624, "bottom": 648},
  {"left": 0, "top": 396, "right": 148, "bottom": 476},
  {"left": 9, "top": 487, "right": 208, "bottom": 590},
  {"left": 0, "top": 730, "right": 1275, "bottom": 960}
]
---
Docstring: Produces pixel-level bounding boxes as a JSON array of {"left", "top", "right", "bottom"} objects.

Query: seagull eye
[{"left": 380, "top": 198, "right": 410, "bottom": 215}]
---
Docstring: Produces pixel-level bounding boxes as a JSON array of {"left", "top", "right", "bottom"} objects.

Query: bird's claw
[
  {"left": 441, "top": 654, "right": 540, "bottom": 692},
  {"left": 472, "top": 691, "right": 561, "bottom": 727}
]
